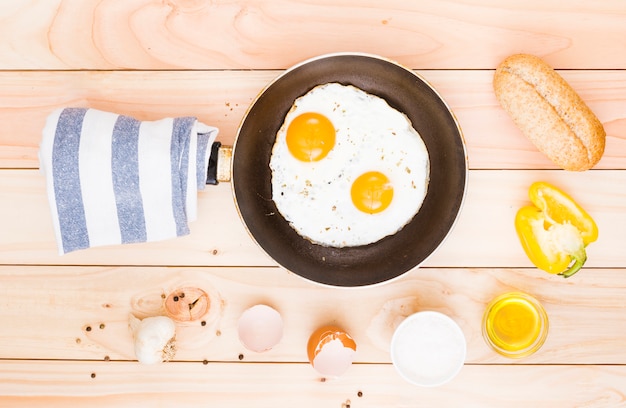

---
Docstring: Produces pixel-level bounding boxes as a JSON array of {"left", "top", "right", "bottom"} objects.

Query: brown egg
[{"left": 307, "top": 325, "right": 357, "bottom": 377}]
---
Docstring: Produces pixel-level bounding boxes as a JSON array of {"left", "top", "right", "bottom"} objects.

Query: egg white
[{"left": 270, "top": 82, "right": 430, "bottom": 247}]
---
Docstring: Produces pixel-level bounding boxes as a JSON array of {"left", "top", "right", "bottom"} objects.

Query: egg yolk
[
  {"left": 351, "top": 171, "right": 394, "bottom": 214},
  {"left": 286, "top": 112, "right": 335, "bottom": 161}
]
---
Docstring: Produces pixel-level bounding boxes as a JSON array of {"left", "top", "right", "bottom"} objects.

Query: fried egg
[{"left": 269, "top": 82, "right": 430, "bottom": 247}]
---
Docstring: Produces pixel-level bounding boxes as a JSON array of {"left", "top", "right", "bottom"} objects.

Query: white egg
[
  {"left": 237, "top": 305, "right": 283, "bottom": 353},
  {"left": 270, "top": 82, "right": 430, "bottom": 247}
]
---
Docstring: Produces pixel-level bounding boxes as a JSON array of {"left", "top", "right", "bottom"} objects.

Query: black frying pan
[{"left": 228, "top": 53, "right": 467, "bottom": 287}]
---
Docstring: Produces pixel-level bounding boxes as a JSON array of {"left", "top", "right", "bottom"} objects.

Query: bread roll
[{"left": 493, "top": 54, "right": 605, "bottom": 171}]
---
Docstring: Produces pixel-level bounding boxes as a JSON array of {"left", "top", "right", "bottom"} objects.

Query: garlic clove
[{"left": 129, "top": 314, "right": 177, "bottom": 364}]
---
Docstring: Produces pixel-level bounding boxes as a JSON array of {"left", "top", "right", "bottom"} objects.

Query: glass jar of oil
[{"left": 482, "top": 292, "right": 548, "bottom": 358}]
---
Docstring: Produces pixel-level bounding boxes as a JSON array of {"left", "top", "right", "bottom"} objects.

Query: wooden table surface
[{"left": 2, "top": 1, "right": 626, "bottom": 406}]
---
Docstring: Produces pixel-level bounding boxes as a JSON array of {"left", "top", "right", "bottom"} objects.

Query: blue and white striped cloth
[{"left": 39, "top": 108, "right": 218, "bottom": 254}]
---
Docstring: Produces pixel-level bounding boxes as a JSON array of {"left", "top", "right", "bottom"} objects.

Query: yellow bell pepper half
[{"left": 515, "top": 182, "right": 598, "bottom": 278}]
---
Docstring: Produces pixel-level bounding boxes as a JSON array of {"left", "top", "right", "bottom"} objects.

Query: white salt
[{"left": 391, "top": 311, "right": 466, "bottom": 387}]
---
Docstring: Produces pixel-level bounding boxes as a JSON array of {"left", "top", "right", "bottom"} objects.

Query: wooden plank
[
  {"left": 1, "top": 1, "right": 625, "bottom": 70},
  {"left": 0, "top": 360, "right": 623, "bottom": 407},
  {"left": 2, "top": 3, "right": 625, "bottom": 407},
  {"left": 0, "top": 70, "right": 264, "bottom": 169},
  {"left": 1, "top": 265, "right": 626, "bottom": 365},
  {"left": 1, "top": 69, "right": 625, "bottom": 169},
  {"left": 0, "top": 169, "right": 623, "bottom": 269}
]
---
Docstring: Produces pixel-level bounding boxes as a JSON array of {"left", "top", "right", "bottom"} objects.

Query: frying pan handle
[{"left": 206, "top": 142, "right": 232, "bottom": 185}]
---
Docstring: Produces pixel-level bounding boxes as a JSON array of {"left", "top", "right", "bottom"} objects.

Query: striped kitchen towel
[{"left": 39, "top": 107, "right": 219, "bottom": 254}]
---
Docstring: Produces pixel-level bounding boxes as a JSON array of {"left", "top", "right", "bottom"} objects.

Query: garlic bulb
[{"left": 129, "top": 314, "right": 177, "bottom": 364}]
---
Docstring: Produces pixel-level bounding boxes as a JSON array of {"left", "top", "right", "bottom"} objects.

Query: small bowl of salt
[{"left": 390, "top": 311, "right": 466, "bottom": 387}]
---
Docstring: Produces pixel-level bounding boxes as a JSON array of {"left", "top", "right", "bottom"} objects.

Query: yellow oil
[{"left": 483, "top": 293, "right": 548, "bottom": 357}]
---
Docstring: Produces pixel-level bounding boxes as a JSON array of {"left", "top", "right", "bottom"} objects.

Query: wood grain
[
  {"left": 1, "top": 265, "right": 626, "bottom": 365},
  {"left": 1, "top": 70, "right": 625, "bottom": 169},
  {"left": 0, "top": 360, "right": 623, "bottom": 408},
  {"left": 1, "top": 1, "right": 625, "bottom": 70},
  {"left": 2, "top": 1, "right": 626, "bottom": 405},
  {"left": 0, "top": 169, "right": 623, "bottom": 268}
]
